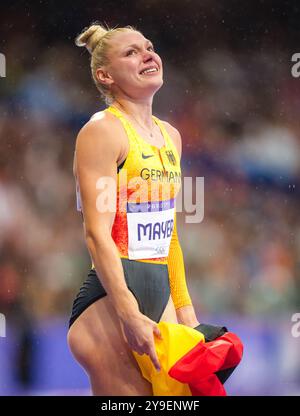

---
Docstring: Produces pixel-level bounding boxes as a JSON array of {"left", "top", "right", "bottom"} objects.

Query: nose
[{"left": 142, "top": 48, "right": 154, "bottom": 62}]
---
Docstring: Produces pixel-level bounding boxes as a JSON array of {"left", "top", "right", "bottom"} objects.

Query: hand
[
  {"left": 176, "top": 305, "right": 200, "bottom": 328},
  {"left": 119, "top": 311, "right": 163, "bottom": 372}
]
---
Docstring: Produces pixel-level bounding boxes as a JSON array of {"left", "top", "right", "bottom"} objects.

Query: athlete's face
[{"left": 97, "top": 31, "right": 163, "bottom": 99}]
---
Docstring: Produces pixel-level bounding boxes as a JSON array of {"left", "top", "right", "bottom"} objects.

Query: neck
[{"left": 111, "top": 97, "right": 154, "bottom": 130}]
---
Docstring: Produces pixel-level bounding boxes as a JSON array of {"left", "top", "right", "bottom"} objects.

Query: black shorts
[{"left": 69, "top": 258, "right": 171, "bottom": 328}]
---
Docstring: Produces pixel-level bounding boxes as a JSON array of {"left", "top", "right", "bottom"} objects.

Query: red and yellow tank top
[{"left": 76, "top": 105, "right": 182, "bottom": 266}]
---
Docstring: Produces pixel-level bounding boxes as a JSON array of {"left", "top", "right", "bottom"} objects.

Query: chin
[
  {"left": 148, "top": 81, "right": 163, "bottom": 95},
  {"left": 148, "top": 76, "right": 163, "bottom": 87},
  {"left": 129, "top": 79, "right": 164, "bottom": 98},
  {"left": 155, "top": 78, "right": 164, "bottom": 91}
]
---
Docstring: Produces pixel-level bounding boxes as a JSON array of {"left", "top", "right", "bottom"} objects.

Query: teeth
[{"left": 141, "top": 68, "right": 158, "bottom": 74}]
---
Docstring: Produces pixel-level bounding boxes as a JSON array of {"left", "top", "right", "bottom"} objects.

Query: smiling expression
[{"left": 97, "top": 30, "right": 164, "bottom": 99}]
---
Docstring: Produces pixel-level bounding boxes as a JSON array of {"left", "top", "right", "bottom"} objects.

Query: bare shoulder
[
  {"left": 161, "top": 120, "right": 182, "bottom": 159},
  {"left": 77, "top": 110, "right": 124, "bottom": 148},
  {"left": 75, "top": 110, "right": 128, "bottom": 168}
]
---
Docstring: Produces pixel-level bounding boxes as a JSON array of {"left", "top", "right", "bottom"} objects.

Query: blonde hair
[{"left": 75, "top": 22, "right": 140, "bottom": 105}]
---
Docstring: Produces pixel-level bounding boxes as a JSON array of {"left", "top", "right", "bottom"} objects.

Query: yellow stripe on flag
[{"left": 132, "top": 321, "right": 205, "bottom": 396}]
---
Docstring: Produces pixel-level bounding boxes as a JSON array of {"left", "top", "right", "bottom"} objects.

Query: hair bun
[{"left": 75, "top": 24, "right": 107, "bottom": 54}]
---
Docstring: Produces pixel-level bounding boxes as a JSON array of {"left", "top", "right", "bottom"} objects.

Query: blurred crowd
[{"left": 1, "top": 5, "right": 300, "bottom": 382}]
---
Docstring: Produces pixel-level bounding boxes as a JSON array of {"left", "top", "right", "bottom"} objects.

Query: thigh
[
  {"left": 67, "top": 295, "right": 152, "bottom": 396},
  {"left": 159, "top": 295, "right": 178, "bottom": 323}
]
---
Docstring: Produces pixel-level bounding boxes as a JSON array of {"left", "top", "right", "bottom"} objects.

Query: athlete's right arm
[{"left": 74, "top": 118, "right": 162, "bottom": 371}]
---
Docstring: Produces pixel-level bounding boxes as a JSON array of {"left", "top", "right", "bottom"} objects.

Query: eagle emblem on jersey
[{"left": 165, "top": 150, "right": 176, "bottom": 166}]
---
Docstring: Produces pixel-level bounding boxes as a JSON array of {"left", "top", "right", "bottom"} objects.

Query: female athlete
[{"left": 67, "top": 23, "right": 200, "bottom": 396}]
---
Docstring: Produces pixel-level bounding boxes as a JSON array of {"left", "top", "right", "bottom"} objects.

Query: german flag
[{"left": 132, "top": 322, "right": 243, "bottom": 396}]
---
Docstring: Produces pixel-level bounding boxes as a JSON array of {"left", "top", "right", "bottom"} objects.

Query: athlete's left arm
[{"left": 163, "top": 121, "right": 200, "bottom": 328}]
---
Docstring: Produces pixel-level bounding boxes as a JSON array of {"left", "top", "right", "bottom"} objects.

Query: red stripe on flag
[{"left": 169, "top": 332, "right": 243, "bottom": 396}]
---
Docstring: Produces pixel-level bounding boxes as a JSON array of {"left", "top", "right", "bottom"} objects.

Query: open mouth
[{"left": 139, "top": 67, "right": 159, "bottom": 75}]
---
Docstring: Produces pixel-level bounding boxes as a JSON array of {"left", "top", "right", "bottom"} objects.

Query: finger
[
  {"left": 153, "top": 325, "right": 163, "bottom": 340},
  {"left": 133, "top": 348, "right": 144, "bottom": 355},
  {"left": 148, "top": 344, "right": 161, "bottom": 372},
  {"left": 132, "top": 345, "right": 144, "bottom": 355}
]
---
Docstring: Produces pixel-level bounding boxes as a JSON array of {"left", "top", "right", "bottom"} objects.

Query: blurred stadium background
[{"left": 1, "top": 0, "right": 300, "bottom": 395}]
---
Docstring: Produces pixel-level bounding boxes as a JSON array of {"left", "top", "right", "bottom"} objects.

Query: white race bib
[{"left": 126, "top": 199, "right": 175, "bottom": 260}]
